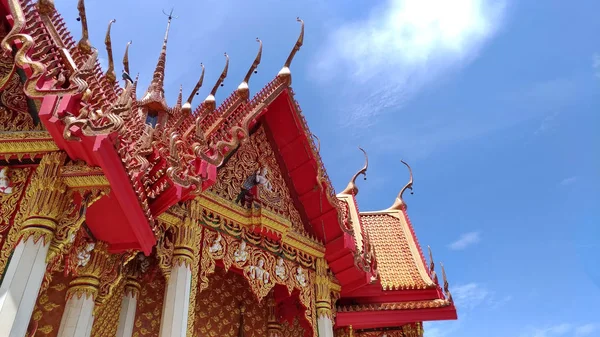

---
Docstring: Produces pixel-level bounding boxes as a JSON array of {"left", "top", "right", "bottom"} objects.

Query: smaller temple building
[{"left": 0, "top": 0, "right": 457, "bottom": 336}]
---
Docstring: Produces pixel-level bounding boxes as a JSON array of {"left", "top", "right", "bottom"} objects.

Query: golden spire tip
[{"left": 104, "top": 19, "right": 117, "bottom": 84}]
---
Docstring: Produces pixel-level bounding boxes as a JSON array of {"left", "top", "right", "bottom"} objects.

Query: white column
[
  {"left": 115, "top": 278, "right": 140, "bottom": 337},
  {"left": 56, "top": 292, "right": 96, "bottom": 337},
  {"left": 0, "top": 237, "right": 51, "bottom": 337},
  {"left": 159, "top": 263, "right": 192, "bottom": 337},
  {"left": 318, "top": 316, "right": 335, "bottom": 337}
]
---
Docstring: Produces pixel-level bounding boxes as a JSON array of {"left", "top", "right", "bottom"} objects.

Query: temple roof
[{"left": 360, "top": 211, "right": 435, "bottom": 291}]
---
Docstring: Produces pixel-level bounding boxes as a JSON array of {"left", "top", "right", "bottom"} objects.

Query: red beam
[{"left": 335, "top": 306, "right": 458, "bottom": 329}]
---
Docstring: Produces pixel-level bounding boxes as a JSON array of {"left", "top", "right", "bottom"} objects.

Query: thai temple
[{"left": 0, "top": 0, "right": 458, "bottom": 336}]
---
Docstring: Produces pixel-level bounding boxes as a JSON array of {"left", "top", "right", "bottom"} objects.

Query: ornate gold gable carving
[{"left": 209, "top": 125, "right": 305, "bottom": 234}]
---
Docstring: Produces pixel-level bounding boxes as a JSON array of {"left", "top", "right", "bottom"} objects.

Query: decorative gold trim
[{"left": 0, "top": 132, "right": 59, "bottom": 158}]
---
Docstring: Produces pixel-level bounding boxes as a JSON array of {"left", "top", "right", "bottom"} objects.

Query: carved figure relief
[
  {"left": 199, "top": 229, "right": 317, "bottom": 336},
  {"left": 209, "top": 125, "right": 305, "bottom": 234},
  {"left": 296, "top": 266, "right": 307, "bottom": 287},
  {"left": 234, "top": 166, "right": 275, "bottom": 208},
  {"left": 209, "top": 232, "right": 223, "bottom": 254},
  {"left": 249, "top": 258, "right": 270, "bottom": 284},
  {"left": 0, "top": 167, "right": 13, "bottom": 194},
  {"left": 275, "top": 257, "right": 287, "bottom": 281},
  {"left": 234, "top": 240, "right": 249, "bottom": 263},
  {"left": 75, "top": 241, "right": 95, "bottom": 267}
]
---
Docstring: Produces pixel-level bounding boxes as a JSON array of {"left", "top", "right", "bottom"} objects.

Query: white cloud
[
  {"left": 559, "top": 176, "right": 578, "bottom": 186},
  {"left": 523, "top": 323, "right": 598, "bottom": 337},
  {"left": 315, "top": 0, "right": 507, "bottom": 127},
  {"left": 452, "top": 283, "right": 489, "bottom": 310},
  {"left": 576, "top": 324, "right": 598, "bottom": 336},
  {"left": 448, "top": 231, "right": 481, "bottom": 250}
]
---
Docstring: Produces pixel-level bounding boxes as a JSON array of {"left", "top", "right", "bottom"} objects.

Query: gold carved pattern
[
  {"left": 0, "top": 131, "right": 59, "bottom": 161},
  {"left": 198, "top": 202, "right": 318, "bottom": 270},
  {"left": 0, "top": 44, "right": 42, "bottom": 132},
  {"left": 19, "top": 152, "right": 68, "bottom": 244},
  {"left": 209, "top": 125, "right": 305, "bottom": 234},
  {"left": 315, "top": 258, "right": 333, "bottom": 320},
  {"left": 280, "top": 317, "right": 306, "bottom": 337},
  {"left": 29, "top": 271, "right": 71, "bottom": 337},
  {"left": 194, "top": 268, "right": 270, "bottom": 337},
  {"left": 199, "top": 228, "right": 317, "bottom": 336},
  {"left": 0, "top": 166, "right": 31, "bottom": 274},
  {"left": 91, "top": 277, "right": 125, "bottom": 337},
  {"left": 132, "top": 271, "right": 166, "bottom": 337}
]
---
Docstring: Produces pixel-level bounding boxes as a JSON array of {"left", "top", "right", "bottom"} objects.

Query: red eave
[
  {"left": 335, "top": 304, "right": 458, "bottom": 330},
  {"left": 38, "top": 95, "right": 156, "bottom": 254},
  {"left": 261, "top": 88, "right": 370, "bottom": 291}
]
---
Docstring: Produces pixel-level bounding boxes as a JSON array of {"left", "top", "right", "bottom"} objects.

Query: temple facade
[{"left": 0, "top": 0, "right": 457, "bottom": 336}]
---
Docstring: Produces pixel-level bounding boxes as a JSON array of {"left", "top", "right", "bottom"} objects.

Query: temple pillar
[
  {"left": 115, "top": 275, "right": 141, "bottom": 337},
  {"left": 266, "top": 295, "right": 282, "bottom": 337},
  {"left": 57, "top": 242, "right": 112, "bottom": 337},
  {"left": 159, "top": 223, "right": 200, "bottom": 337},
  {"left": 316, "top": 258, "right": 335, "bottom": 337},
  {"left": 0, "top": 153, "right": 68, "bottom": 337}
]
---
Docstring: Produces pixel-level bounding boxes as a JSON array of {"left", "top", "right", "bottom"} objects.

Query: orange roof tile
[{"left": 360, "top": 212, "right": 435, "bottom": 291}]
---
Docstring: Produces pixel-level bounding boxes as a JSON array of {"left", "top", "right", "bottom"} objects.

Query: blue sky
[{"left": 54, "top": 0, "right": 600, "bottom": 336}]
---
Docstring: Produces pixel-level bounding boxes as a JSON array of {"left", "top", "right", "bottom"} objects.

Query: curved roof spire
[
  {"left": 237, "top": 38, "right": 263, "bottom": 99},
  {"left": 340, "top": 147, "right": 368, "bottom": 196},
  {"left": 181, "top": 63, "right": 205, "bottom": 115},
  {"left": 388, "top": 160, "right": 414, "bottom": 210},
  {"left": 277, "top": 17, "right": 304, "bottom": 84},
  {"left": 104, "top": 19, "right": 117, "bottom": 84},
  {"left": 76, "top": 0, "right": 92, "bottom": 54},
  {"left": 141, "top": 9, "right": 175, "bottom": 111},
  {"left": 203, "top": 53, "right": 229, "bottom": 111},
  {"left": 122, "top": 40, "right": 132, "bottom": 76}
]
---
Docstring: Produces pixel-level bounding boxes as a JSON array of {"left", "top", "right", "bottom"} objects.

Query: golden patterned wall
[
  {"left": 194, "top": 267, "right": 306, "bottom": 337},
  {"left": 281, "top": 317, "right": 306, "bottom": 337},
  {"left": 0, "top": 166, "right": 33, "bottom": 276},
  {"left": 132, "top": 272, "right": 166, "bottom": 337},
  {"left": 92, "top": 278, "right": 126, "bottom": 337},
  {"left": 0, "top": 30, "right": 42, "bottom": 132},
  {"left": 209, "top": 125, "right": 305, "bottom": 234},
  {"left": 29, "top": 271, "right": 71, "bottom": 337}
]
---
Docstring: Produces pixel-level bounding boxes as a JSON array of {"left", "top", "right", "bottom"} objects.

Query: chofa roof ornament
[
  {"left": 277, "top": 17, "right": 304, "bottom": 85},
  {"left": 340, "top": 147, "right": 368, "bottom": 196},
  {"left": 388, "top": 160, "right": 414, "bottom": 210}
]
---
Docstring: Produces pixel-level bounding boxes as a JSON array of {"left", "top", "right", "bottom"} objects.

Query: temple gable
[{"left": 209, "top": 124, "right": 307, "bottom": 235}]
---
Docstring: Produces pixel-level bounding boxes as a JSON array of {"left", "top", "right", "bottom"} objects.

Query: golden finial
[
  {"left": 122, "top": 40, "right": 132, "bottom": 75},
  {"left": 312, "top": 133, "right": 321, "bottom": 152},
  {"left": 141, "top": 9, "right": 176, "bottom": 111},
  {"left": 340, "top": 147, "right": 368, "bottom": 196},
  {"left": 388, "top": 160, "right": 414, "bottom": 210},
  {"left": 37, "top": 0, "right": 55, "bottom": 15},
  {"left": 76, "top": 0, "right": 92, "bottom": 54},
  {"left": 349, "top": 325, "right": 354, "bottom": 337},
  {"left": 175, "top": 85, "right": 183, "bottom": 108},
  {"left": 104, "top": 19, "right": 117, "bottom": 84},
  {"left": 428, "top": 245, "right": 438, "bottom": 284},
  {"left": 237, "top": 38, "right": 263, "bottom": 99},
  {"left": 277, "top": 17, "right": 304, "bottom": 84},
  {"left": 440, "top": 262, "right": 453, "bottom": 303},
  {"left": 182, "top": 63, "right": 205, "bottom": 112},
  {"left": 203, "top": 53, "right": 229, "bottom": 111}
]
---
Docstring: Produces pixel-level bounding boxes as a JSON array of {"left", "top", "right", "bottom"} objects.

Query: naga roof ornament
[
  {"left": 122, "top": 40, "right": 132, "bottom": 77},
  {"left": 237, "top": 38, "right": 263, "bottom": 100},
  {"left": 104, "top": 19, "right": 117, "bottom": 84},
  {"left": 203, "top": 53, "right": 230, "bottom": 112},
  {"left": 278, "top": 17, "right": 304, "bottom": 85},
  {"left": 140, "top": 8, "right": 175, "bottom": 112},
  {"left": 340, "top": 147, "right": 368, "bottom": 196},
  {"left": 388, "top": 160, "right": 414, "bottom": 210},
  {"left": 76, "top": 0, "right": 92, "bottom": 54}
]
